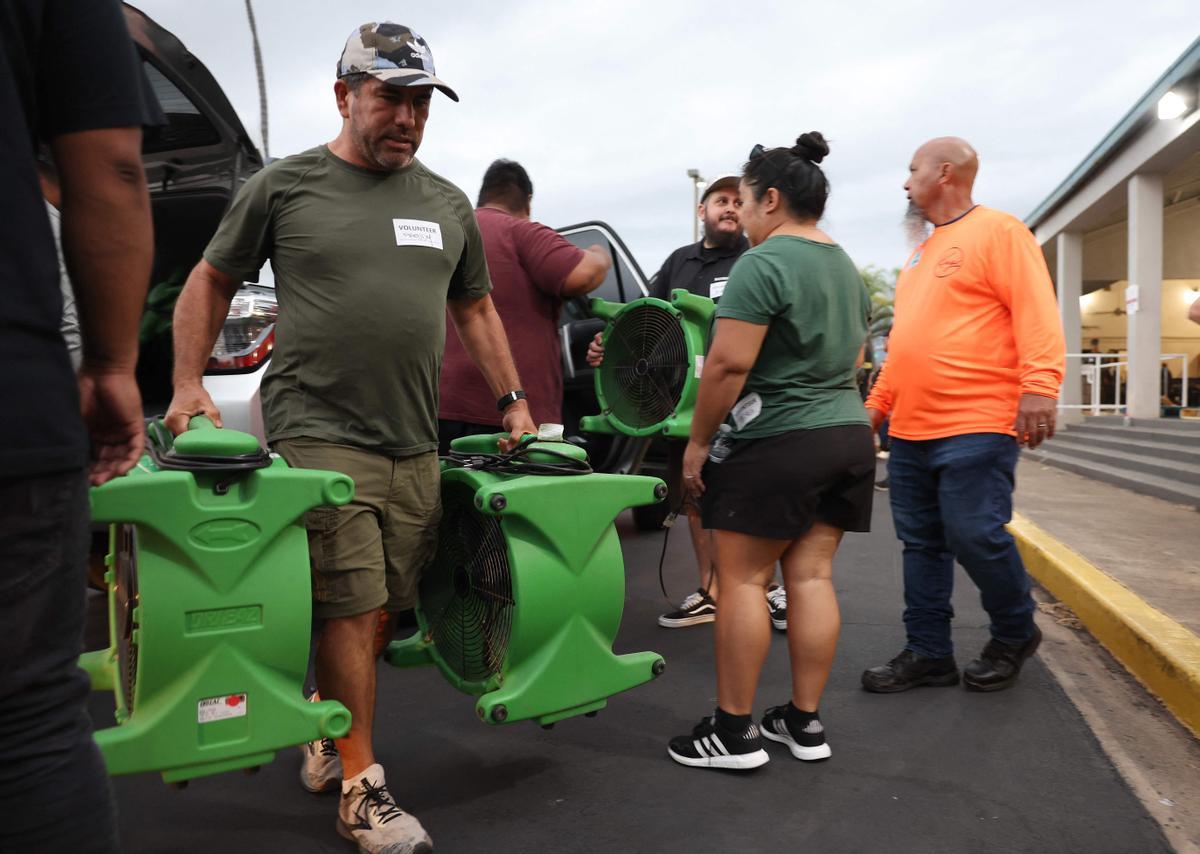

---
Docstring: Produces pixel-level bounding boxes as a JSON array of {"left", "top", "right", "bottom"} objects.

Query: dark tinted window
[{"left": 141, "top": 61, "right": 220, "bottom": 154}]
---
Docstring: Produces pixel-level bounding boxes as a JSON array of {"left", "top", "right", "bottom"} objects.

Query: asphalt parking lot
[{"left": 87, "top": 491, "right": 1170, "bottom": 853}]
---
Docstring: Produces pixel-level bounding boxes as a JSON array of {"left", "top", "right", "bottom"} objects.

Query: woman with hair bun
[{"left": 667, "top": 132, "right": 874, "bottom": 771}]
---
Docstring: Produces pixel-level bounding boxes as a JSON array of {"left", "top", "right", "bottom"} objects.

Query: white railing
[{"left": 1060, "top": 352, "right": 1190, "bottom": 415}]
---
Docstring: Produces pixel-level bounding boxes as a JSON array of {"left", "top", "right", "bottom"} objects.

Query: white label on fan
[
  {"left": 694, "top": 355, "right": 705, "bottom": 378},
  {"left": 730, "top": 393, "right": 762, "bottom": 430},
  {"left": 197, "top": 693, "right": 248, "bottom": 724}
]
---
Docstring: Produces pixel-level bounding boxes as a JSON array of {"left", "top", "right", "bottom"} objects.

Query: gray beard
[{"left": 904, "top": 202, "right": 931, "bottom": 250}]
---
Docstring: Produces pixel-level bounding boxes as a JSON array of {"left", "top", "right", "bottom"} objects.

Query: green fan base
[
  {"left": 83, "top": 419, "right": 353, "bottom": 783},
  {"left": 385, "top": 436, "right": 666, "bottom": 726}
]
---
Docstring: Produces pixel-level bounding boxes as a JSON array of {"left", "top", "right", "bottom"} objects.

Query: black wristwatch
[{"left": 496, "top": 389, "right": 527, "bottom": 412}]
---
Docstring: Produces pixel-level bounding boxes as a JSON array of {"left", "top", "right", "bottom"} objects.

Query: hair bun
[{"left": 791, "top": 132, "right": 829, "bottom": 164}]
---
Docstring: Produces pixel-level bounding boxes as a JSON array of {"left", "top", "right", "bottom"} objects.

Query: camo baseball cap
[{"left": 338, "top": 23, "right": 459, "bottom": 102}]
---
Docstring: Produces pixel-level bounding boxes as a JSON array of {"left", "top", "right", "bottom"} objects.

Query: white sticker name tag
[
  {"left": 730, "top": 392, "right": 762, "bottom": 430},
  {"left": 393, "top": 219, "right": 443, "bottom": 250},
  {"left": 197, "top": 693, "right": 247, "bottom": 724},
  {"left": 709, "top": 277, "right": 728, "bottom": 300}
]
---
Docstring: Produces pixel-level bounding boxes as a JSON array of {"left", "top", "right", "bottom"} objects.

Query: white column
[
  {"left": 1126, "top": 174, "right": 1164, "bottom": 419},
  {"left": 1056, "top": 232, "right": 1084, "bottom": 423}
]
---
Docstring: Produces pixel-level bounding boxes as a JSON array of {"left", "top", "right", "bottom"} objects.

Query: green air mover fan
[
  {"left": 79, "top": 417, "right": 353, "bottom": 785},
  {"left": 386, "top": 434, "right": 667, "bottom": 727},
  {"left": 579, "top": 288, "right": 715, "bottom": 438}
]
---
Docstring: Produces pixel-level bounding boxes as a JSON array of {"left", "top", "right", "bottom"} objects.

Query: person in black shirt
[
  {"left": 587, "top": 174, "right": 758, "bottom": 630},
  {"left": 650, "top": 174, "right": 749, "bottom": 302},
  {"left": 0, "top": 1, "right": 154, "bottom": 850}
]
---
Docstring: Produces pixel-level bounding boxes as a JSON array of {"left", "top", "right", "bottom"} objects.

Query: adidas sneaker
[
  {"left": 667, "top": 714, "right": 769, "bottom": 771},
  {"left": 760, "top": 704, "right": 831, "bottom": 761}
]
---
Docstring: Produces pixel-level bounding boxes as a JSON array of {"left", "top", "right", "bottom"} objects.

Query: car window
[
  {"left": 561, "top": 229, "right": 624, "bottom": 304},
  {"left": 141, "top": 60, "right": 221, "bottom": 154}
]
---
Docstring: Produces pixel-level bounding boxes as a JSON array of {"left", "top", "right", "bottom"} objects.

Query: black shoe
[
  {"left": 874, "top": 477, "right": 889, "bottom": 491},
  {"left": 658, "top": 589, "right": 716, "bottom": 628},
  {"left": 766, "top": 584, "right": 787, "bottom": 631},
  {"left": 667, "top": 714, "right": 769, "bottom": 771},
  {"left": 861, "top": 649, "right": 959, "bottom": 693},
  {"left": 963, "top": 626, "right": 1042, "bottom": 692},
  {"left": 761, "top": 705, "right": 831, "bottom": 761}
]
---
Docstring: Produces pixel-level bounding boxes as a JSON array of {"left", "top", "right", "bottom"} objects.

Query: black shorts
[{"left": 700, "top": 424, "right": 875, "bottom": 538}]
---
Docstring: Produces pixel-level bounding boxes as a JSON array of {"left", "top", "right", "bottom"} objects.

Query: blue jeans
[{"left": 886, "top": 434, "right": 1035, "bottom": 658}]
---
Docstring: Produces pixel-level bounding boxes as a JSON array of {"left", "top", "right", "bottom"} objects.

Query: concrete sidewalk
[
  {"left": 1013, "top": 458, "right": 1200, "bottom": 739},
  {"left": 1014, "top": 458, "right": 1200, "bottom": 637}
]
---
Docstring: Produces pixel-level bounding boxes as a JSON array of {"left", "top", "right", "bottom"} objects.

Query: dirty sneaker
[
  {"left": 766, "top": 584, "right": 787, "bottom": 631},
  {"left": 657, "top": 588, "right": 716, "bottom": 628},
  {"left": 337, "top": 764, "right": 432, "bottom": 854},
  {"left": 299, "top": 735, "right": 342, "bottom": 793},
  {"left": 761, "top": 703, "right": 831, "bottom": 761}
]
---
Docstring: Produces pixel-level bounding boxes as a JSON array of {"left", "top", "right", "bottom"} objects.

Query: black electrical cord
[
  {"left": 656, "top": 504, "right": 716, "bottom": 608},
  {"left": 440, "top": 442, "right": 593, "bottom": 477}
]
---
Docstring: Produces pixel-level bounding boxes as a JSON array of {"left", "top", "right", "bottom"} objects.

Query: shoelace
[
  {"left": 678, "top": 590, "right": 706, "bottom": 611},
  {"left": 766, "top": 587, "right": 787, "bottom": 609},
  {"left": 357, "top": 780, "right": 405, "bottom": 826},
  {"left": 319, "top": 738, "right": 338, "bottom": 758}
]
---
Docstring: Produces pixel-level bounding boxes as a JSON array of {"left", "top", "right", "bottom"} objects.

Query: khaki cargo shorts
[{"left": 274, "top": 438, "right": 441, "bottom": 619}]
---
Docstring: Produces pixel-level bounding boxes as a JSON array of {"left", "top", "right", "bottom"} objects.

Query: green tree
[{"left": 860, "top": 264, "right": 898, "bottom": 339}]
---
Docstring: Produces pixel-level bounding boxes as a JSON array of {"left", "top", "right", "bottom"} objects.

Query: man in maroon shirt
[{"left": 438, "top": 159, "right": 610, "bottom": 448}]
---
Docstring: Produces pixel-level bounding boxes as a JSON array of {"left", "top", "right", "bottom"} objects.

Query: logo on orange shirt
[{"left": 934, "top": 247, "right": 963, "bottom": 278}]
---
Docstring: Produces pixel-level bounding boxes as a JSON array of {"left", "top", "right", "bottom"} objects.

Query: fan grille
[
  {"left": 114, "top": 524, "right": 139, "bottom": 713},
  {"left": 598, "top": 304, "right": 688, "bottom": 429},
  {"left": 420, "top": 481, "right": 514, "bottom": 684}
]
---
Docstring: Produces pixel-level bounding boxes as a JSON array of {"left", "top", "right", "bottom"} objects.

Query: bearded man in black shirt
[
  {"left": 650, "top": 174, "right": 748, "bottom": 301},
  {"left": 588, "top": 174, "right": 763, "bottom": 630}
]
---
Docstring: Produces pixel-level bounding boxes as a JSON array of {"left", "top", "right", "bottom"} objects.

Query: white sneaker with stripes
[{"left": 667, "top": 714, "right": 769, "bottom": 770}]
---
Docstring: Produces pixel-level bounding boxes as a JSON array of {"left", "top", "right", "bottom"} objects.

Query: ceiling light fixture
[{"left": 1157, "top": 90, "right": 1188, "bottom": 120}]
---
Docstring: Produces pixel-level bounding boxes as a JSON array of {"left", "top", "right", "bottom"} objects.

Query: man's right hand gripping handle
[{"left": 165, "top": 384, "right": 223, "bottom": 436}]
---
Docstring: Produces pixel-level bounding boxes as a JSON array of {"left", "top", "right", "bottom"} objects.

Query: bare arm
[
  {"left": 560, "top": 245, "right": 612, "bottom": 297},
  {"left": 682, "top": 318, "right": 768, "bottom": 495},
  {"left": 51, "top": 127, "right": 152, "bottom": 484},
  {"left": 53, "top": 128, "right": 150, "bottom": 374},
  {"left": 1190, "top": 298, "right": 1200, "bottom": 325},
  {"left": 164, "top": 258, "right": 240, "bottom": 434},
  {"left": 446, "top": 293, "right": 537, "bottom": 447}
]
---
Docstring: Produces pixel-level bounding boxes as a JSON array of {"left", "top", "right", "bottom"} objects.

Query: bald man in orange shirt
[{"left": 861, "top": 138, "right": 1065, "bottom": 694}]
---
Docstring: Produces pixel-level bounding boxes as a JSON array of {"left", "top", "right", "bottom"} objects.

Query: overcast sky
[{"left": 134, "top": 0, "right": 1196, "bottom": 277}]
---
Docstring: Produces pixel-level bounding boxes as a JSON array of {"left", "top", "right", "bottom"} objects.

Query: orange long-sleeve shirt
[{"left": 866, "top": 205, "right": 1065, "bottom": 440}]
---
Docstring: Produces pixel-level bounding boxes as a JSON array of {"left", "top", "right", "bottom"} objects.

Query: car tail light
[{"left": 206, "top": 287, "right": 278, "bottom": 373}]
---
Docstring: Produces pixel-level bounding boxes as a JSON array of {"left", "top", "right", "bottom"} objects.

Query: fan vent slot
[{"left": 421, "top": 482, "right": 514, "bottom": 683}]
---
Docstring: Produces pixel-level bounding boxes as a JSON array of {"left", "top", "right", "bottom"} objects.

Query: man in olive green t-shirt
[{"left": 165, "top": 23, "right": 535, "bottom": 854}]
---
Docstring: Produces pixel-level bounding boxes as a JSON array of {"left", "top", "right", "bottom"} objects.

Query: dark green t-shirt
[
  {"left": 714, "top": 236, "right": 869, "bottom": 438},
  {"left": 204, "top": 146, "right": 491, "bottom": 456}
]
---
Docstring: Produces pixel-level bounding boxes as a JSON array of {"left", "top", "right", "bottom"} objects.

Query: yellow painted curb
[{"left": 1009, "top": 513, "right": 1200, "bottom": 739}]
